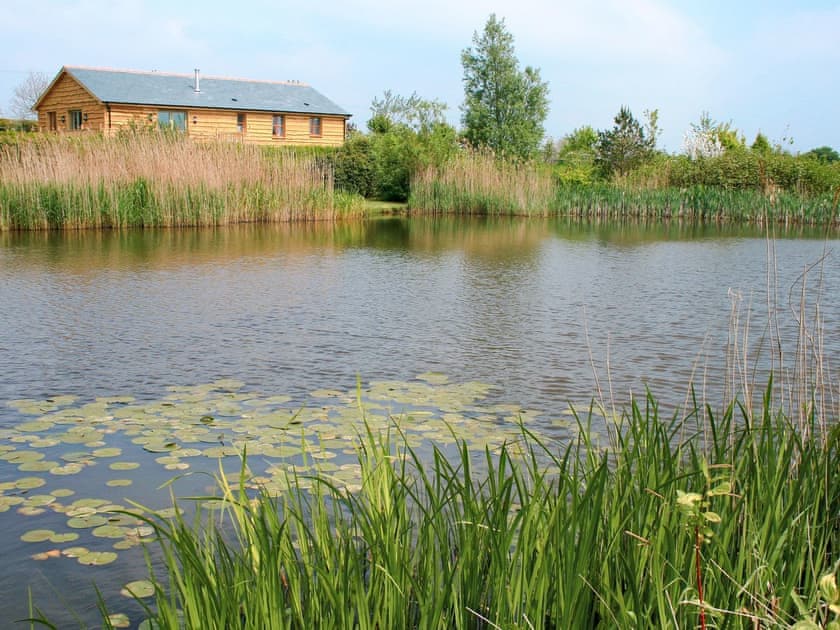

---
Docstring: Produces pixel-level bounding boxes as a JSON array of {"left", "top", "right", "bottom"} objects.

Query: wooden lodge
[{"left": 34, "top": 66, "right": 351, "bottom": 146}]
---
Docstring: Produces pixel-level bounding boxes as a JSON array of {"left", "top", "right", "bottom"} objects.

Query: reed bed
[
  {"left": 409, "top": 152, "right": 840, "bottom": 225},
  {"left": 0, "top": 134, "right": 364, "bottom": 230},
  {"left": 42, "top": 390, "right": 834, "bottom": 630},
  {"left": 410, "top": 151, "right": 556, "bottom": 215}
]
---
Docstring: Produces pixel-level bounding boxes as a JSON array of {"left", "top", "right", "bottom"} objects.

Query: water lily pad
[
  {"left": 78, "top": 550, "right": 118, "bottom": 566},
  {"left": 50, "top": 463, "right": 85, "bottom": 476},
  {"left": 92, "top": 525, "right": 128, "bottom": 538},
  {"left": 50, "top": 532, "right": 80, "bottom": 543},
  {"left": 50, "top": 488, "right": 75, "bottom": 497},
  {"left": 21, "top": 529, "right": 56, "bottom": 543},
  {"left": 67, "top": 515, "right": 109, "bottom": 528},
  {"left": 121, "top": 579, "right": 156, "bottom": 599},
  {"left": 61, "top": 546, "right": 89, "bottom": 558},
  {"left": 18, "top": 460, "right": 61, "bottom": 472},
  {"left": 202, "top": 446, "right": 239, "bottom": 458},
  {"left": 107, "top": 613, "right": 131, "bottom": 628},
  {"left": 109, "top": 462, "right": 140, "bottom": 471},
  {"left": 2, "top": 450, "right": 45, "bottom": 464},
  {"left": 106, "top": 479, "right": 133, "bottom": 487},
  {"left": 16, "top": 420, "right": 55, "bottom": 432},
  {"left": 23, "top": 495, "right": 57, "bottom": 507},
  {"left": 92, "top": 447, "right": 122, "bottom": 458},
  {"left": 15, "top": 476, "right": 46, "bottom": 490},
  {"left": 61, "top": 451, "right": 94, "bottom": 463}
]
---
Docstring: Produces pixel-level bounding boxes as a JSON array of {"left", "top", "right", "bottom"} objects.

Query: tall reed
[
  {"left": 71, "top": 390, "right": 838, "bottom": 629},
  {"left": 410, "top": 151, "right": 556, "bottom": 216},
  {"left": 409, "top": 151, "right": 839, "bottom": 225},
  {"left": 0, "top": 133, "right": 365, "bottom": 230}
]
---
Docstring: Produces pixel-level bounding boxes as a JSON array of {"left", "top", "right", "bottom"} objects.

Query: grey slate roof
[{"left": 62, "top": 66, "right": 350, "bottom": 117}]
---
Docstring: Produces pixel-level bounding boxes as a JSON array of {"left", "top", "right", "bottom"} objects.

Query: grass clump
[
  {"left": 409, "top": 151, "right": 840, "bottom": 225},
  {"left": 0, "top": 133, "right": 365, "bottom": 230},
  {"left": 83, "top": 386, "right": 838, "bottom": 629}
]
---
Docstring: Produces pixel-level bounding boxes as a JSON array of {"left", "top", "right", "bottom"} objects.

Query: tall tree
[
  {"left": 461, "top": 14, "right": 549, "bottom": 160},
  {"left": 9, "top": 71, "right": 49, "bottom": 120},
  {"left": 596, "top": 106, "right": 653, "bottom": 177}
]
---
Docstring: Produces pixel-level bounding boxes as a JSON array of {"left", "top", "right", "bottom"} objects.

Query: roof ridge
[{"left": 66, "top": 66, "right": 310, "bottom": 87}]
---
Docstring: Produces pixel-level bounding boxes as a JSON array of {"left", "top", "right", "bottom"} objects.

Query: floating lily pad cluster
[{"left": 2, "top": 375, "right": 563, "bottom": 579}]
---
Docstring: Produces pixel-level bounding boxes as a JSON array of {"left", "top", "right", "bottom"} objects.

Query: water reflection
[{"left": 1, "top": 217, "right": 836, "bottom": 416}]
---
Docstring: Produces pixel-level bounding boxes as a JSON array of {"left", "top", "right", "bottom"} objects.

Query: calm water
[{"left": 1, "top": 217, "right": 837, "bottom": 625}]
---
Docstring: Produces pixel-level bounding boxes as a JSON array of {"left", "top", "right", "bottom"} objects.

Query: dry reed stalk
[{"left": 0, "top": 133, "right": 358, "bottom": 229}]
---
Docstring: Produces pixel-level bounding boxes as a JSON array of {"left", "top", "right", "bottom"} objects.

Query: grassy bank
[
  {"left": 410, "top": 152, "right": 840, "bottom": 225},
  {"left": 0, "top": 134, "right": 365, "bottom": 230},
  {"left": 38, "top": 385, "right": 837, "bottom": 629}
]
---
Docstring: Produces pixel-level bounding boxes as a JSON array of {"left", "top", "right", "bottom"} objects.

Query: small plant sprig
[
  {"left": 793, "top": 567, "right": 840, "bottom": 629},
  {"left": 676, "top": 460, "right": 733, "bottom": 630}
]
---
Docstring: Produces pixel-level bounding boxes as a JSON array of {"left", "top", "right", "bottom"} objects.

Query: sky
[{"left": 2, "top": 0, "right": 838, "bottom": 153}]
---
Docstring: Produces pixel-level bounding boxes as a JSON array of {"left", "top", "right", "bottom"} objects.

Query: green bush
[{"left": 331, "top": 135, "right": 376, "bottom": 197}]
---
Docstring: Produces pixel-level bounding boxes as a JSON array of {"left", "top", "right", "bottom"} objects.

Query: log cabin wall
[
  {"left": 36, "top": 73, "right": 105, "bottom": 133},
  {"left": 36, "top": 69, "right": 348, "bottom": 146}
]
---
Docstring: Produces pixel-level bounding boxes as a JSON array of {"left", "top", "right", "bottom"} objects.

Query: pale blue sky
[{"left": 2, "top": 0, "right": 838, "bottom": 153}]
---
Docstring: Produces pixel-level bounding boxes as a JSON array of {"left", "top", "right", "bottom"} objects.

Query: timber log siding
[{"left": 34, "top": 67, "right": 349, "bottom": 146}]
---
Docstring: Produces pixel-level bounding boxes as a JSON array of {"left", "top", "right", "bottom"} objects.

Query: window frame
[
  {"left": 237, "top": 113, "right": 247, "bottom": 134},
  {"left": 157, "top": 110, "right": 187, "bottom": 132},
  {"left": 309, "top": 116, "right": 322, "bottom": 137},
  {"left": 69, "top": 109, "right": 83, "bottom": 130},
  {"left": 272, "top": 114, "right": 285, "bottom": 138}
]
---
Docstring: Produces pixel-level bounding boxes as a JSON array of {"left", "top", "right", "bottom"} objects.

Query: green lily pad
[
  {"left": 92, "top": 525, "right": 128, "bottom": 539},
  {"left": 202, "top": 446, "right": 239, "bottom": 458},
  {"left": 106, "top": 479, "right": 133, "bottom": 487},
  {"left": 121, "top": 579, "right": 156, "bottom": 599},
  {"left": 21, "top": 529, "right": 56, "bottom": 542},
  {"left": 2, "top": 450, "right": 45, "bottom": 464},
  {"left": 77, "top": 551, "right": 118, "bottom": 566},
  {"left": 67, "top": 515, "right": 109, "bottom": 529},
  {"left": 18, "top": 460, "right": 61, "bottom": 472},
  {"left": 107, "top": 613, "right": 131, "bottom": 628},
  {"left": 50, "top": 463, "right": 85, "bottom": 476},
  {"left": 50, "top": 532, "right": 80, "bottom": 543},
  {"left": 92, "top": 447, "right": 122, "bottom": 458},
  {"left": 109, "top": 462, "right": 141, "bottom": 471},
  {"left": 17, "top": 506, "right": 47, "bottom": 516},
  {"left": 23, "top": 495, "right": 57, "bottom": 507},
  {"left": 16, "top": 420, "right": 55, "bottom": 432},
  {"left": 15, "top": 477, "right": 46, "bottom": 490},
  {"left": 50, "top": 488, "right": 75, "bottom": 498},
  {"left": 61, "top": 546, "right": 89, "bottom": 558}
]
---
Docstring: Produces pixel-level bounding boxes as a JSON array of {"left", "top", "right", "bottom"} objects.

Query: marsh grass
[
  {"left": 0, "top": 134, "right": 365, "bottom": 230},
  {"left": 410, "top": 152, "right": 839, "bottom": 225},
  {"left": 410, "top": 151, "right": 556, "bottom": 216},
  {"left": 72, "top": 388, "right": 837, "bottom": 629}
]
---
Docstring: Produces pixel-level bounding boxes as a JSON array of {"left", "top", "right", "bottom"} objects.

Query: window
[
  {"left": 69, "top": 110, "right": 83, "bottom": 130},
  {"left": 310, "top": 117, "right": 322, "bottom": 137},
  {"left": 48, "top": 112, "right": 57, "bottom": 131},
  {"left": 237, "top": 113, "right": 246, "bottom": 134},
  {"left": 157, "top": 110, "right": 187, "bottom": 132},
  {"left": 272, "top": 115, "right": 285, "bottom": 138}
]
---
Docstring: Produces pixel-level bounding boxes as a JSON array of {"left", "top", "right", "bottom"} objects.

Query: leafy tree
[
  {"left": 461, "top": 14, "right": 549, "bottom": 160},
  {"left": 9, "top": 71, "right": 49, "bottom": 121},
  {"left": 687, "top": 112, "right": 745, "bottom": 154},
  {"left": 369, "top": 90, "right": 448, "bottom": 134},
  {"left": 367, "top": 91, "right": 459, "bottom": 201},
  {"left": 596, "top": 106, "right": 653, "bottom": 177},
  {"left": 751, "top": 132, "right": 772, "bottom": 155},
  {"left": 643, "top": 109, "right": 662, "bottom": 152},
  {"left": 803, "top": 146, "right": 840, "bottom": 163}
]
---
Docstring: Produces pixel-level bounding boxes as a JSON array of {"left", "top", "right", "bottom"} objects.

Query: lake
[{"left": 1, "top": 216, "right": 837, "bottom": 625}]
